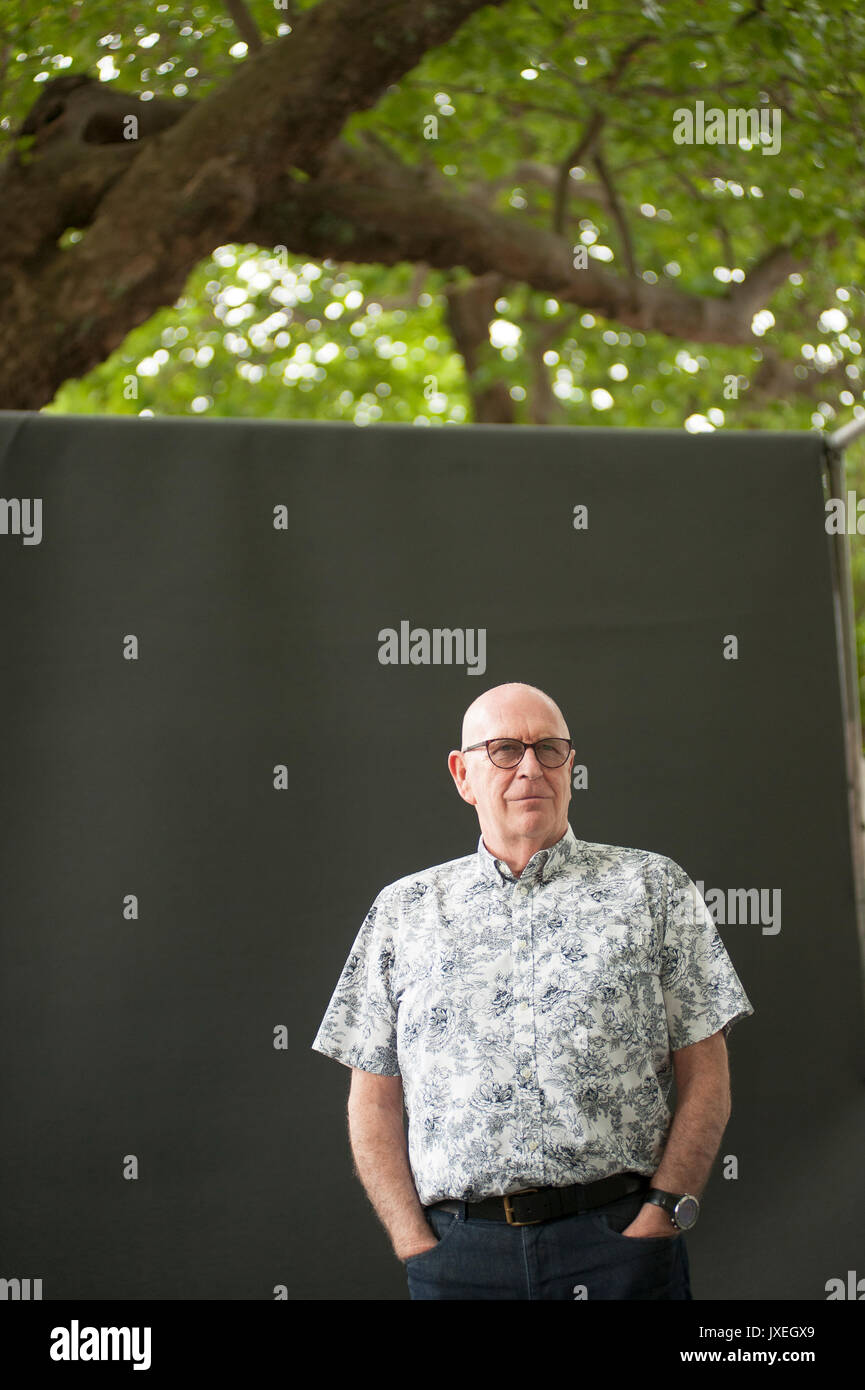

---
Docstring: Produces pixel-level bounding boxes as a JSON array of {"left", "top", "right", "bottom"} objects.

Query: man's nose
[{"left": 518, "top": 747, "right": 544, "bottom": 774}]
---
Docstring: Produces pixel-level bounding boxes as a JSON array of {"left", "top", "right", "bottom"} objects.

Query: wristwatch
[{"left": 644, "top": 1188, "right": 700, "bottom": 1231}]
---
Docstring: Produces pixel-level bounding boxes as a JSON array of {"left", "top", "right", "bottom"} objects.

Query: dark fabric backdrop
[{"left": 0, "top": 410, "right": 862, "bottom": 1300}]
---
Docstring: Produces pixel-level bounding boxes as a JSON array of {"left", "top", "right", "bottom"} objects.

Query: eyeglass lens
[{"left": 488, "top": 738, "right": 570, "bottom": 768}]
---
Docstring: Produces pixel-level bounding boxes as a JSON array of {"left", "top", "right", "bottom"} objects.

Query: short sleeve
[
  {"left": 659, "top": 857, "right": 755, "bottom": 1050},
  {"left": 310, "top": 890, "right": 400, "bottom": 1075}
]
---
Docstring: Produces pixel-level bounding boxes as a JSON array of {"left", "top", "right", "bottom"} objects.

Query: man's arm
[
  {"left": 623, "top": 1028, "right": 732, "bottom": 1237},
  {"left": 346, "top": 1067, "right": 438, "bottom": 1261}
]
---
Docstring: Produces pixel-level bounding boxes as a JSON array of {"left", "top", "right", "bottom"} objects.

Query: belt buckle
[{"left": 503, "top": 1188, "right": 541, "bottom": 1226}]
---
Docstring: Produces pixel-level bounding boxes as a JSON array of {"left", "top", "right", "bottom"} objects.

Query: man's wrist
[
  {"left": 638, "top": 1201, "right": 677, "bottom": 1233},
  {"left": 395, "top": 1226, "right": 437, "bottom": 1260}
]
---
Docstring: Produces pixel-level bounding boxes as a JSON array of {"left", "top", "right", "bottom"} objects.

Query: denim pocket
[
  {"left": 403, "top": 1209, "right": 461, "bottom": 1264},
  {"left": 592, "top": 1191, "right": 681, "bottom": 1244}
]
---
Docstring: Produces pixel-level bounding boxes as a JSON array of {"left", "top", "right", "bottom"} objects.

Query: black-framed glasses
[{"left": 462, "top": 737, "right": 573, "bottom": 769}]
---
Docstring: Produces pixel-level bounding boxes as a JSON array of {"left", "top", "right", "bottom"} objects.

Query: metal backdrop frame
[{"left": 825, "top": 416, "right": 865, "bottom": 1014}]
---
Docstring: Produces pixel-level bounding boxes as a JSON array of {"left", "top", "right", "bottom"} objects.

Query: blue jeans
[{"left": 405, "top": 1188, "right": 693, "bottom": 1300}]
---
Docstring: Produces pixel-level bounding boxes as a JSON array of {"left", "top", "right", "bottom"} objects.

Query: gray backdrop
[{"left": 0, "top": 410, "right": 862, "bottom": 1300}]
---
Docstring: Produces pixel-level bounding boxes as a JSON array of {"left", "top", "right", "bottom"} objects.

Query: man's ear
[{"left": 447, "top": 750, "right": 477, "bottom": 806}]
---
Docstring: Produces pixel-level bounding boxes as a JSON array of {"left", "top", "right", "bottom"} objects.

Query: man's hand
[{"left": 621, "top": 1202, "right": 678, "bottom": 1238}]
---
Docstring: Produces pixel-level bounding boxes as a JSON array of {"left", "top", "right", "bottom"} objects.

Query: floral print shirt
[{"left": 311, "top": 823, "right": 754, "bottom": 1206}]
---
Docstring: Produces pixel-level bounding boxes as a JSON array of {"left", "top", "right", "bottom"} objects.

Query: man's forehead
[{"left": 462, "top": 690, "right": 567, "bottom": 743}]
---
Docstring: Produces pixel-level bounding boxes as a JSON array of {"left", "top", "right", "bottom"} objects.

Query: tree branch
[
  {"left": 238, "top": 143, "right": 804, "bottom": 347},
  {"left": 553, "top": 110, "right": 604, "bottom": 237},
  {"left": 222, "top": 0, "right": 265, "bottom": 51},
  {"left": 551, "top": 33, "right": 660, "bottom": 240},
  {"left": 591, "top": 144, "right": 637, "bottom": 277},
  {"left": 443, "top": 271, "right": 515, "bottom": 423},
  {"left": 522, "top": 309, "right": 576, "bottom": 425},
  {"left": 726, "top": 243, "right": 803, "bottom": 319}
]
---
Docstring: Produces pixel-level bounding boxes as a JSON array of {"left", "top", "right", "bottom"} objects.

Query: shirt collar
[{"left": 476, "top": 822, "right": 581, "bottom": 886}]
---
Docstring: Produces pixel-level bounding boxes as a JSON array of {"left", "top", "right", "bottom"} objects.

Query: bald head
[{"left": 460, "top": 683, "right": 569, "bottom": 749}]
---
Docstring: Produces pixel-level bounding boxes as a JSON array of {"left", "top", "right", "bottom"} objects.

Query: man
[{"left": 311, "top": 682, "right": 754, "bottom": 1299}]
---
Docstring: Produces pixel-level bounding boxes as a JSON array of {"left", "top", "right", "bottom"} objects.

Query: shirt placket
[{"left": 509, "top": 870, "right": 543, "bottom": 1182}]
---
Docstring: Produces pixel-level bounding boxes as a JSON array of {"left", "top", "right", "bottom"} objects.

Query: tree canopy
[{"left": 1, "top": 0, "right": 863, "bottom": 432}]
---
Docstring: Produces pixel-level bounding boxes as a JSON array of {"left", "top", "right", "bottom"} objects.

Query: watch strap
[{"left": 645, "top": 1187, "right": 679, "bottom": 1216}]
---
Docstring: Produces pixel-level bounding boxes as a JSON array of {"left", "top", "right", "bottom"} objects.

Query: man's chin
[{"left": 508, "top": 801, "right": 554, "bottom": 825}]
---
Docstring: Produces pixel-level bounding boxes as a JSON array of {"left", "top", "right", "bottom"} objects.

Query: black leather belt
[{"left": 427, "top": 1172, "right": 651, "bottom": 1226}]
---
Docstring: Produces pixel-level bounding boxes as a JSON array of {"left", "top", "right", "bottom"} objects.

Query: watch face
[{"left": 674, "top": 1196, "right": 699, "bottom": 1230}]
